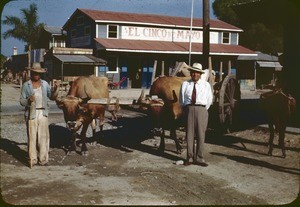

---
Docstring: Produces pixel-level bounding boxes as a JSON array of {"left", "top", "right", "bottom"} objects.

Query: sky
[{"left": 1, "top": 0, "right": 216, "bottom": 57}]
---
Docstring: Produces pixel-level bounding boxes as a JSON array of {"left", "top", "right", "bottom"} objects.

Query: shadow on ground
[{"left": 210, "top": 152, "right": 300, "bottom": 176}]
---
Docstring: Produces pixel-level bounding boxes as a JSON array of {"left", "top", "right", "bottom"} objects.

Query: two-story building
[
  {"left": 8, "top": 26, "right": 66, "bottom": 74},
  {"left": 37, "top": 26, "right": 67, "bottom": 51},
  {"left": 63, "top": 9, "right": 256, "bottom": 88}
]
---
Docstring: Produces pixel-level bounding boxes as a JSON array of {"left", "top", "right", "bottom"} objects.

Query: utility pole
[
  {"left": 202, "top": 0, "right": 210, "bottom": 69},
  {"left": 188, "top": 0, "right": 194, "bottom": 66}
]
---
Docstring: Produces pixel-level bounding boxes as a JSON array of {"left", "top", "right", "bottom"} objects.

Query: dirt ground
[{"left": 0, "top": 83, "right": 299, "bottom": 205}]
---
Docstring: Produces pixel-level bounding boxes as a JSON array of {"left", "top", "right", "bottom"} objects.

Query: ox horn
[{"left": 136, "top": 89, "right": 145, "bottom": 104}]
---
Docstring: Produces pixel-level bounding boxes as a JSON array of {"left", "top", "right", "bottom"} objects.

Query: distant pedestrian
[
  {"left": 180, "top": 63, "right": 213, "bottom": 167},
  {"left": 20, "top": 62, "right": 58, "bottom": 168}
]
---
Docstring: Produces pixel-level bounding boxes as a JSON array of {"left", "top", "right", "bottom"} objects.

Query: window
[
  {"left": 71, "top": 29, "right": 77, "bottom": 38},
  {"left": 77, "top": 16, "right": 84, "bottom": 26},
  {"left": 222, "top": 32, "right": 230, "bottom": 44},
  {"left": 108, "top": 25, "right": 118, "bottom": 38},
  {"left": 84, "top": 26, "right": 91, "bottom": 36}
]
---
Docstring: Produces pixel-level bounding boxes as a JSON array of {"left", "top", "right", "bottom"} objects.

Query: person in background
[
  {"left": 20, "top": 62, "right": 58, "bottom": 168},
  {"left": 180, "top": 63, "right": 213, "bottom": 167}
]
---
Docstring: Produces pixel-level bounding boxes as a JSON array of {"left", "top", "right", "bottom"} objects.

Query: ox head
[
  {"left": 135, "top": 90, "right": 166, "bottom": 134},
  {"left": 54, "top": 93, "right": 121, "bottom": 132},
  {"left": 55, "top": 95, "right": 89, "bottom": 131}
]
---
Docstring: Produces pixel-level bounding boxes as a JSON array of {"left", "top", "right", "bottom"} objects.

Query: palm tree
[{"left": 2, "top": 3, "right": 44, "bottom": 67}]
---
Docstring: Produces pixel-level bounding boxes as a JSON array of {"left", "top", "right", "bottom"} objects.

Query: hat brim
[
  {"left": 27, "top": 68, "right": 47, "bottom": 73},
  {"left": 188, "top": 67, "right": 205, "bottom": 73}
]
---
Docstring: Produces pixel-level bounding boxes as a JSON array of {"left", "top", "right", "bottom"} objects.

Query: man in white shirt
[{"left": 180, "top": 63, "right": 213, "bottom": 167}]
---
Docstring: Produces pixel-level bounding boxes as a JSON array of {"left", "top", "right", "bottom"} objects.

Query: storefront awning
[
  {"left": 94, "top": 38, "right": 256, "bottom": 56},
  {"left": 257, "top": 61, "right": 282, "bottom": 71},
  {"left": 53, "top": 54, "right": 106, "bottom": 65}
]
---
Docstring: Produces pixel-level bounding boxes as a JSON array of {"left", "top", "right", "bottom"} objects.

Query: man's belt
[
  {"left": 36, "top": 108, "right": 45, "bottom": 110},
  {"left": 188, "top": 104, "right": 206, "bottom": 107}
]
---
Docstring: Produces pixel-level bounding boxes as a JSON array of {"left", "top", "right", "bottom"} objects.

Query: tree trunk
[{"left": 27, "top": 44, "right": 31, "bottom": 78}]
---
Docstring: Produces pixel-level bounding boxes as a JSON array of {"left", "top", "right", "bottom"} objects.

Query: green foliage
[
  {"left": 212, "top": 0, "right": 253, "bottom": 26},
  {"left": 2, "top": 3, "right": 44, "bottom": 52},
  {"left": 240, "top": 23, "right": 283, "bottom": 53},
  {"left": 212, "top": 0, "right": 283, "bottom": 54},
  {"left": 1, "top": 54, "right": 7, "bottom": 68}
]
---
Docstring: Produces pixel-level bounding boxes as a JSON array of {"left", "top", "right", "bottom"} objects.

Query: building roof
[
  {"left": 44, "top": 26, "right": 66, "bottom": 35},
  {"left": 64, "top": 8, "right": 243, "bottom": 32},
  {"left": 256, "top": 61, "right": 282, "bottom": 69},
  {"left": 94, "top": 38, "right": 256, "bottom": 56},
  {"left": 53, "top": 54, "right": 106, "bottom": 65},
  {"left": 237, "top": 52, "right": 279, "bottom": 61}
]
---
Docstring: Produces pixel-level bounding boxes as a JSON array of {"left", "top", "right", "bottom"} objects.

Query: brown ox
[
  {"left": 260, "top": 89, "right": 296, "bottom": 157},
  {"left": 137, "top": 76, "right": 190, "bottom": 154},
  {"left": 53, "top": 76, "right": 120, "bottom": 155}
]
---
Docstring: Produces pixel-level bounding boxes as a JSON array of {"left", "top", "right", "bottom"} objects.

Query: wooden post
[
  {"left": 202, "top": 0, "right": 210, "bottom": 69},
  {"left": 254, "top": 62, "right": 257, "bottom": 90},
  {"left": 151, "top": 60, "right": 158, "bottom": 85},
  {"left": 161, "top": 61, "right": 165, "bottom": 76},
  {"left": 208, "top": 56, "right": 213, "bottom": 88},
  {"left": 61, "top": 62, "right": 64, "bottom": 82},
  {"left": 219, "top": 61, "right": 223, "bottom": 82},
  {"left": 228, "top": 60, "right": 231, "bottom": 75}
]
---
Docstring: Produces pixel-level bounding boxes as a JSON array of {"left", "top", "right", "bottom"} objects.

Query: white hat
[
  {"left": 188, "top": 63, "right": 205, "bottom": 73},
  {"left": 27, "top": 62, "right": 46, "bottom": 73}
]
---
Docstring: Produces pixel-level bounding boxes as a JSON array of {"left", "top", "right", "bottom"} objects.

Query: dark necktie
[{"left": 191, "top": 82, "right": 196, "bottom": 104}]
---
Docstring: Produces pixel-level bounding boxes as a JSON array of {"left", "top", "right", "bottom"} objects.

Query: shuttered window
[
  {"left": 222, "top": 32, "right": 230, "bottom": 44},
  {"left": 108, "top": 25, "right": 118, "bottom": 38}
]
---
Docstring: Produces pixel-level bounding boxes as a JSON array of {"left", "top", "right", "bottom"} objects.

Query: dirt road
[{"left": 1, "top": 83, "right": 299, "bottom": 205}]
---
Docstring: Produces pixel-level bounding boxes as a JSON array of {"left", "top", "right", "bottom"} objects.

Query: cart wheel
[{"left": 218, "top": 74, "right": 241, "bottom": 133}]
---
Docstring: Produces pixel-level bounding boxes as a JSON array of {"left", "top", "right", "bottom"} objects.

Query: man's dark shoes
[
  {"left": 194, "top": 161, "right": 208, "bottom": 167},
  {"left": 184, "top": 161, "right": 193, "bottom": 166}
]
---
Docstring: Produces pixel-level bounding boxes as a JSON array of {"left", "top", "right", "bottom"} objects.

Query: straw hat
[
  {"left": 27, "top": 62, "right": 46, "bottom": 73},
  {"left": 188, "top": 63, "right": 205, "bottom": 73}
]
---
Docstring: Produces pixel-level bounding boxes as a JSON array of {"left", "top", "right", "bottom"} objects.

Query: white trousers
[{"left": 27, "top": 110, "right": 49, "bottom": 165}]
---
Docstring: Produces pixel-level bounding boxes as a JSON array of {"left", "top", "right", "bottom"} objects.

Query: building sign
[
  {"left": 71, "top": 36, "right": 91, "bottom": 47},
  {"left": 121, "top": 26, "right": 204, "bottom": 43},
  {"left": 172, "top": 29, "right": 202, "bottom": 43}
]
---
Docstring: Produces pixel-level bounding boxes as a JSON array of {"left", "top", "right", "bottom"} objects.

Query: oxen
[
  {"left": 260, "top": 89, "right": 296, "bottom": 157},
  {"left": 137, "top": 76, "right": 190, "bottom": 154},
  {"left": 53, "top": 76, "right": 120, "bottom": 155}
]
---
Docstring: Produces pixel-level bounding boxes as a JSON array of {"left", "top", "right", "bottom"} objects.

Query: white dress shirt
[{"left": 180, "top": 79, "right": 213, "bottom": 110}]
